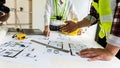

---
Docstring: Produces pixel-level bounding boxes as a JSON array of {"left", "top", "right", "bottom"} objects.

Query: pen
[{"left": 15, "top": 42, "right": 25, "bottom": 47}]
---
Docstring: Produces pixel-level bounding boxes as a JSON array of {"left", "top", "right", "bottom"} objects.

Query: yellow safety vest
[
  {"left": 92, "top": 0, "right": 113, "bottom": 39},
  {"left": 50, "top": 0, "right": 67, "bottom": 21}
]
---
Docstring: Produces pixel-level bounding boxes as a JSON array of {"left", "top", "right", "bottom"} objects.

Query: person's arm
[
  {"left": 84, "top": 5, "right": 99, "bottom": 24},
  {"left": 79, "top": 43, "right": 119, "bottom": 61},
  {"left": 61, "top": 5, "right": 99, "bottom": 32},
  {"left": 105, "top": 44, "right": 120, "bottom": 57},
  {"left": 80, "top": 1, "right": 120, "bottom": 61},
  {"left": 106, "top": 0, "right": 120, "bottom": 58},
  {"left": 0, "top": 13, "right": 9, "bottom": 21},
  {"left": 0, "top": 4, "right": 10, "bottom": 22},
  {"left": 44, "top": 0, "right": 51, "bottom": 27},
  {"left": 44, "top": 25, "right": 50, "bottom": 37},
  {"left": 44, "top": 0, "right": 51, "bottom": 37}
]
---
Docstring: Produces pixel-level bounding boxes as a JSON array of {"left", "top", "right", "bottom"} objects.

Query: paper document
[
  {"left": 0, "top": 26, "right": 8, "bottom": 42},
  {"left": 0, "top": 31, "right": 94, "bottom": 67}
]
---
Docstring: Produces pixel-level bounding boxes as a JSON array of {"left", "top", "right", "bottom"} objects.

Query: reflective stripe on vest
[
  {"left": 50, "top": 0, "right": 67, "bottom": 21},
  {"left": 92, "top": 0, "right": 112, "bottom": 39}
]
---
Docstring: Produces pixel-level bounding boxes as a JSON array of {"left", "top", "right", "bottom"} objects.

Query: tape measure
[
  {"left": 17, "top": 34, "right": 26, "bottom": 40},
  {"left": 12, "top": 33, "right": 26, "bottom": 40},
  {"left": 61, "top": 28, "right": 81, "bottom": 36}
]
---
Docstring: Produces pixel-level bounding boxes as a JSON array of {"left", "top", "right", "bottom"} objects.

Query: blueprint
[{"left": 0, "top": 31, "right": 94, "bottom": 68}]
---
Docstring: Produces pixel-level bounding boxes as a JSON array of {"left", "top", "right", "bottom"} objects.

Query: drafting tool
[
  {"left": 15, "top": 42, "right": 25, "bottom": 47},
  {"left": 31, "top": 40, "right": 70, "bottom": 53},
  {"left": 3, "top": 46, "right": 28, "bottom": 58},
  {"left": 69, "top": 43, "right": 74, "bottom": 56},
  {"left": 3, "top": 49, "right": 24, "bottom": 58},
  {"left": 12, "top": 33, "right": 26, "bottom": 40}
]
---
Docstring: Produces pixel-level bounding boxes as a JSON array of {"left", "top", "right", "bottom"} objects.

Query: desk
[
  {"left": 0, "top": 30, "right": 119, "bottom": 68},
  {"left": 0, "top": 25, "right": 8, "bottom": 42}
]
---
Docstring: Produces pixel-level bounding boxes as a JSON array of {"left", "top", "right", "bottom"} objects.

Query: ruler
[{"left": 31, "top": 40, "right": 70, "bottom": 53}]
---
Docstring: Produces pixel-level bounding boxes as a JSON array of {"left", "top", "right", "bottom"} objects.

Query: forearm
[
  {"left": 105, "top": 44, "right": 120, "bottom": 56},
  {"left": 76, "top": 18, "right": 91, "bottom": 28},
  {"left": 106, "top": 35, "right": 120, "bottom": 56}
]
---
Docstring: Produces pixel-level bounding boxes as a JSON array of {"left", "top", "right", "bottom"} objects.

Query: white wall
[
  {"left": 72, "top": 0, "right": 91, "bottom": 20},
  {"left": 32, "top": 0, "right": 91, "bottom": 31}
]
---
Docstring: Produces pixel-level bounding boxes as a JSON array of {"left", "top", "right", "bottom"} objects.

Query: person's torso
[{"left": 50, "top": 0, "right": 71, "bottom": 26}]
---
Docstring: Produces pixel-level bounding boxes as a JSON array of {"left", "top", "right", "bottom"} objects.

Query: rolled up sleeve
[
  {"left": 107, "top": 34, "right": 120, "bottom": 47},
  {"left": 107, "top": 1, "right": 120, "bottom": 47},
  {"left": 84, "top": 6, "right": 99, "bottom": 24}
]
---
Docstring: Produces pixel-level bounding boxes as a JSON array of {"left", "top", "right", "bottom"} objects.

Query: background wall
[
  {"left": 5, "top": 0, "right": 32, "bottom": 28},
  {"left": 5, "top": 0, "right": 96, "bottom": 39},
  {"left": 5, "top": 0, "right": 92, "bottom": 30},
  {"left": 32, "top": 0, "right": 46, "bottom": 30},
  {"left": 32, "top": 0, "right": 92, "bottom": 30}
]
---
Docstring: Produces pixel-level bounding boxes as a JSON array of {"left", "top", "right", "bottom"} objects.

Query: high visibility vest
[
  {"left": 50, "top": 0, "right": 67, "bottom": 21},
  {"left": 92, "top": 0, "right": 113, "bottom": 39}
]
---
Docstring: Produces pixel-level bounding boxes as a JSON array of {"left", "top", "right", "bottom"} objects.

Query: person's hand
[
  {"left": 0, "top": 13, "right": 10, "bottom": 21},
  {"left": 44, "top": 26, "right": 50, "bottom": 37},
  {"left": 61, "top": 21, "right": 79, "bottom": 33},
  {"left": 78, "top": 48, "right": 114, "bottom": 61}
]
